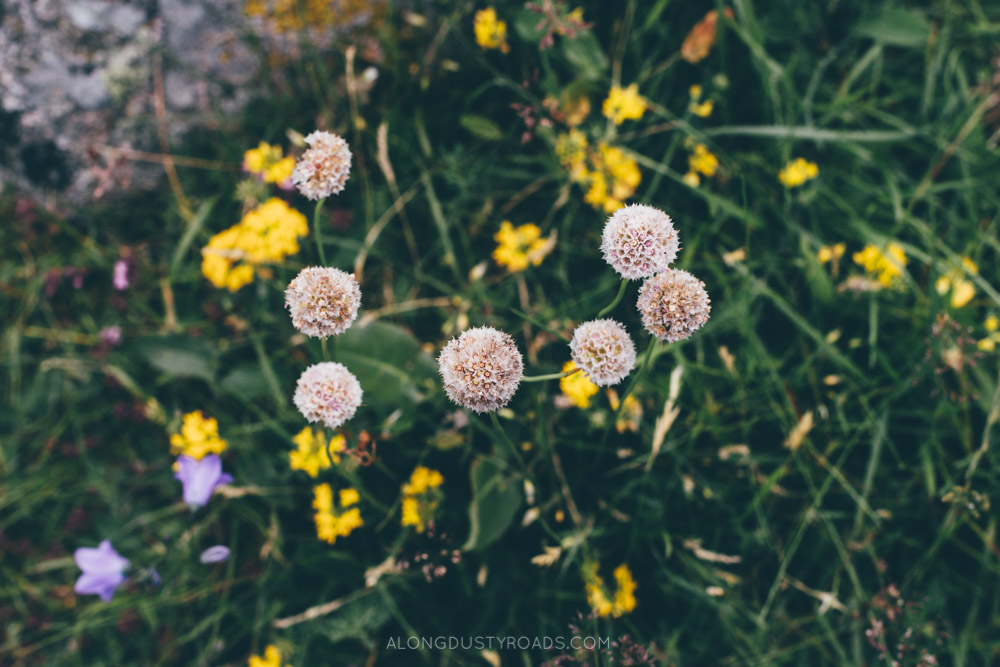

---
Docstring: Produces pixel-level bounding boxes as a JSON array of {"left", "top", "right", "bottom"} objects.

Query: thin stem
[
  {"left": 597, "top": 278, "right": 629, "bottom": 318},
  {"left": 313, "top": 198, "right": 327, "bottom": 266},
  {"left": 489, "top": 412, "right": 525, "bottom": 470},
  {"left": 321, "top": 337, "right": 330, "bottom": 361},
  {"left": 522, "top": 370, "right": 574, "bottom": 383}
]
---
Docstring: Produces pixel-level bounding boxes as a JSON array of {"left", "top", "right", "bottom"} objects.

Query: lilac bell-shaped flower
[
  {"left": 74, "top": 540, "right": 129, "bottom": 602},
  {"left": 174, "top": 454, "right": 233, "bottom": 508}
]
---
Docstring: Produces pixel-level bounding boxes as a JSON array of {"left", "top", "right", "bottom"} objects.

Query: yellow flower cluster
[
  {"left": 688, "top": 85, "right": 713, "bottom": 118},
  {"left": 493, "top": 222, "right": 556, "bottom": 273},
  {"left": 602, "top": 84, "right": 646, "bottom": 125},
  {"left": 817, "top": 243, "right": 846, "bottom": 264},
  {"left": 583, "top": 561, "right": 637, "bottom": 618},
  {"left": 852, "top": 243, "right": 908, "bottom": 288},
  {"left": 170, "top": 411, "right": 228, "bottom": 460},
  {"left": 289, "top": 426, "right": 344, "bottom": 477},
  {"left": 559, "top": 361, "right": 598, "bottom": 408},
  {"left": 248, "top": 644, "right": 290, "bottom": 667},
  {"left": 202, "top": 198, "right": 308, "bottom": 292},
  {"left": 474, "top": 7, "right": 509, "bottom": 53},
  {"left": 935, "top": 256, "right": 978, "bottom": 309},
  {"left": 979, "top": 315, "right": 1000, "bottom": 351},
  {"left": 778, "top": 157, "right": 819, "bottom": 188},
  {"left": 556, "top": 132, "right": 641, "bottom": 213},
  {"left": 243, "top": 142, "right": 295, "bottom": 185},
  {"left": 312, "top": 484, "right": 363, "bottom": 544},
  {"left": 401, "top": 466, "right": 444, "bottom": 533},
  {"left": 683, "top": 143, "right": 719, "bottom": 187}
]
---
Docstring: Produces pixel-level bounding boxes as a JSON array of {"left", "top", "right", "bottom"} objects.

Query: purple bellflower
[
  {"left": 175, "top": 455, "right": 232, "bottom": 508},
  {"left": 74, "top": 540, "right": 129, "bottom": 602}
]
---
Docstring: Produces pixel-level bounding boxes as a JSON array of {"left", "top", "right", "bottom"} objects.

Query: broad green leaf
[
  {"left": 134, "top": 335, "right": 215, "bottom": 382},
  {"left": 459, "top": 114, "right": 504, "bottom": 141},
  {"left": 463, "top": 457, "right": 522, "bottom": 551},
  {"left": 562, "top": 32, "right": 608, "bottom": 81},
  {"left": 219, "top": 364, "right": 269, "bottom": 399},
  {"left": 335, "top": 322, "right": 436, "bottom": 412},
  {"left": 855, "top": 9, "right": 930, "bottom": 47}
]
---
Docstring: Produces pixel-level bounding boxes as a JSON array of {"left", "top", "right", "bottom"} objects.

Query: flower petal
[
  {"left": 74, "top": 540, "right": 129, "bottom": 575},
  {"left": 75, "top": 571, "right": 125, "bottom": 601},
  {"left": 180, "top": 455, "right": 223, "bottom": 507}
]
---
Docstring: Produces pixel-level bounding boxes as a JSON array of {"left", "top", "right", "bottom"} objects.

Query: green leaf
[
  {"left": 463, "top": 457, "right": 522, "bottom": 551},
  {"left": 133, "top": 335, "right": 215, "bottom": 382},
  {"left": 219, "top": 364, "right": 270, "bottom": 399},
  {"left": 561, "top": 32, "right": 608, "bottom": 81},
  {"left": 335, "top": 322, "right": 436, "bottom": 412},
  {"left": 169, "top": 197, "right": 217, "bottom": 278},
  {"left": 855, "top": 9, "right": 930, "bottom": 47},
  {"left": 459, "top": 114, "right": 504, "bottom": 141}
]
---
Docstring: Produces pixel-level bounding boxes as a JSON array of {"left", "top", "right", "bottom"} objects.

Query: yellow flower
[
  {"left": 986, "top": 315, "right": 999, "bottom": 332},
  {"left": 979, "top": 338, "right": 996, "bottom": 352},
  {"left": 402, "top": 466, "right": 444, "bottom": 496},
  {"left": 401, "top": 466, "right": 444, "bottom": 533},
  {"left": 584, "top": 143, "right": 641, "bottom": 212},
  {"left": 612, "top": 564, "right": 637, "bottom": 614},
  {"left": 682, "top": 171, "right": 700, "bottom": 188},
  {"left": 243, "top": 142, "right": 295, "bottom": 185},
  {"left": 817, "top": 243, "right": 846, "bottom": 264},
  {"left": 493, "top": 221, "right": 556, "bottom": 273},
  {"left": 688, "top": 144, "right": 719, "bottom": 178},
  {"left": 170, "top": 411, "right": 228, "bottom": 460},
  {"left": 778, "top": 157, "right": 819, "bottom": 188},
  {"left": 951, "top": 280, "right": 976, "bottom": 308},
  {"left": 559, "top": 361, "right": 599, "bottom": 408},
  {"left": 936, "top": 257, "right": 978, "bottom": 308},
  {"left": 313, "top": 483, "right": 363, "bottom": 544},
  {"left": 201, "top": 198, "right": 308, "bottom": 291},
  {"left": 602, "top": 84, "right": 646, "bottom": 125},
  {"left": 582, "top": 561, "right": 637, "bottom": 618},
  {"left": 248, "top": 644, "right": 286, "bottom": 667},
  {"left": 289, "top": 427, "right": 344, "bottom": 477},
  {"left": 474, "top": 8, "right": 509, "bottom": 53},
  {"left": 688, "top": 88, "right": 713, "bottom": 117},
  {"left": 690, "top": 100, "right": 714, "bottom": 117},
  {"left": 852, "top": 243, "right": 907, "bottom": 288}
]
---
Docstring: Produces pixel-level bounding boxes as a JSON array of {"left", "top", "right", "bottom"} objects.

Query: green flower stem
[
  {"left": 321, "top": 337, "right": 330, "bottom": 362},
  {"left": 489, "top": 412, "right": 524, "bottom": 469},
  {"left": 313, "top": 197, "right": 327, "bottom": 266},
  {"left": 521, "top": 370, "right": 575, "bottom": 383},
  {"left": 597, "top": 278, "right": 629, "bottom": 318}
]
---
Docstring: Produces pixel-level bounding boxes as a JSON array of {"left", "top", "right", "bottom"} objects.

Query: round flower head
[
  {"left": 438, "top": 326, "right": 524, "bottom": 413},
  {"left": 293, "top": 362, "right": 363, "bottom": 429},
  {"left": 285, "top": 267, "right": 361, "bottom": 338},
  {"left": 601, "top": 204, "right": 680, "bottom": 280},
  {"left": 569, "top": 319, "right": 637, "bottom": 386},
  {"left": 292, "top": 131, "right": 352, "bottom": 200},
  {"left": 636, "top": 269, "right": 711, "bottom": 343}
]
